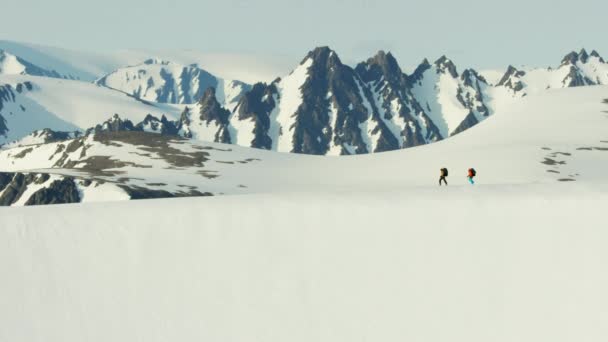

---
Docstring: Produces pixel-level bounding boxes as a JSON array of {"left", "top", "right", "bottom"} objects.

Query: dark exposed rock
[
  {"left": 0, "top": 113, "right": 7, "bottom": 137},
  {"left": 407, "top": 59, "right": 432, "bottom": 84},
  {"left": 497, "top": 66, "right": 526, "bottom": 92},
  {"left": 562, "top": 65, "right": 594, "bottom": 87},
  {"left": 8, "top": 128, "right": 81, "bottom": 147},
  {"left": 118, "top": 185, "right": 212, "bottom": 200},
  {"left": 460, "top": 69, "right": 490, "bottom": 117},
  {"left": 24, "top": 178, "right": 81, "bottom": 206},
  {"left": 14, "top": 82, "right": 33, "bottom": 93},
  {"left": 95, "top": 59, "right": 221, "bottom": 105},
  {"left": 461, "top": 69, "right": 488, "bottom": 87},
  {"left": 0, "top": 173, "right": 54, "bottom": 206},
  {"left": 197, "top": 87, "right": 232, "bottom": 143},
  {"left": 561, "top": 48, "right": 603, "bottom": 65},
  {"left": 451, "top": 111, "right": 479, "bottom": 136},
  {"left": 288, "top": 46, "right": 338, "bottom": 154},
  {"left": 136, "top": 114, "right": 179, "bottom": 135},
  {"left": 86, "top": 113, "right": 139, "bottom": 134},
  {"left": 561, "top": 51, "right": 581, "bottom": 65},
  {"left": 295, "top": 46, "right": 378, "bottom": 154},
  {"left": 590, "top": 50, "right": 605, "bottom": 63},
  {"left": 434, "top": 56, "right": 459, "bottom": 78},
  {"left": 357, "top": 50, "right": 435, "bottom": 150},
  {"left": 0, "top": 84, "right": 15, "bottom": 137},
  {"left": 234, "top": 83, "right": 278, "bottom": 149},
  {"left": 93, "top": 131, "right": 209, "bottom": 168}
]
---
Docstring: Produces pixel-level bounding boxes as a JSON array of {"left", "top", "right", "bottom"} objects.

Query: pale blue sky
[{"left": 2, "top": 0, "right": 606, "bottom": 70}]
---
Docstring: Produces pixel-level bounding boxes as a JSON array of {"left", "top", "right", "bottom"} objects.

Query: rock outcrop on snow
[
  {"left": 496, "top": 48, "right": 608, "bottom": 96},
  {"left": 2, "top": 44, "right": 608, "bottom": 155}
]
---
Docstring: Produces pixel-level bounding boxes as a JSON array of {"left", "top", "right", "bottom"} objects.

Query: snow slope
[
  {"left": 1, "top": 84, "right": 607, "bottom": 199},
  {"left": 0, "top": 81, "right": 608, "bottom": 341},
  {"left": 497, "top": 49, "right": 608, "bottom": 96},
  {"left": 95, "top": 59, "right": 251, "bottom": 107},
  {"left": 0, "top": 50, "right": 26, "bottom": 74},
  {"left": 0, "top": 40, "right": 288, "bottom": 83},
  {"left": 0, "top": 74, "right": 183, "bottom": 144},
  {"left": 1, "top": 183, "right": 607, "bottom": 342}
]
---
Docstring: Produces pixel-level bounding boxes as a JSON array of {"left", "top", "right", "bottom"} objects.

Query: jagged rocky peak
[
  {"left": 87, "top": 113, "right": 137, "bottom": 134},
  {"left": 497, "top": 65, "right": 526, "bottom": 92},
  {"left": 356, "top": 50, "right": 406, "bottom": 86},
  {"left": 368, "top": 50, "right": 401, "bottom": 73},
  {"left": 137, "top": 114, "right": 179, "bottom": 135},
  {"left": 198, "top": 87, "right": 231, "bottom": 124},
  {"left": 296, "top": 46, "right": 345, "bottom": 78},
  {"left": 561, "top": 48, "right": 604, "bottom": 65},
  {"left": 461, "top": 69, "right": 488, "bottom": 87},
  {"left": 304, "top": 46, "right": 342, "bottom": 66},
  {"left": 408, "top": 58, "right": 432, "bottom": 84},
  {"left": 434, "top": 55, "right": 459, "bottom": 78},
  {"left": 143, "top": 58, "right": 172, "bottom": 65},
  {"left": 499, "top": 65, "right": 526, "bottom": 81},
  {"left": 589, "top": 50, "right": 605, "bottom": 63}
]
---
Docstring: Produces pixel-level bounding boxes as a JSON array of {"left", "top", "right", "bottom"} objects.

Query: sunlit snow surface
[
  {"left": 0, "top": 74, "right": 183, "bottom": 144},
  {"left": 1, "top": 67, "right": 608, "bottom": 341}
]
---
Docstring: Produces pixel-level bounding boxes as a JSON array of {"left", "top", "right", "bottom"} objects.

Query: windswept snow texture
[{"left": 1, "top": 184, "right": 608, "bottom": 341}]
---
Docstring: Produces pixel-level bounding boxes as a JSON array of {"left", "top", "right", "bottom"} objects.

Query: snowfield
[
  {"left": 1, "top": 184, "right": 608, "bottom": 342},
  {"left": 1, "top": 43, "right": 608, "bottom": 341},
  {"left": 0, "top": 74, "right": 183, "bottom": 144}
]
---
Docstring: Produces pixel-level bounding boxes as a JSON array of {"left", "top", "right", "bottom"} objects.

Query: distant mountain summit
[
  {"left": 95, "top": 59, "right": 251, "bottom": 108},
  {"left": 2, "top": 43, "right": 608, "bottom": 156},
  {"left": 164, "top": 47, "right": 493, "bottom": 154},
  {"left": 497, "top": 48, "right": 608, "bottom": 95},
  {"left": 0, "top": 50, "right": 65, "bottom": 78}
]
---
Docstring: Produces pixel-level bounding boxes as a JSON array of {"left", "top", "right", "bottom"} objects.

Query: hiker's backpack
[
  {"left": 442, "top": 168, "right": 448, "bottom": 176},
  {"left": 469, "top": 168, "right": 476, "bottom": 177}
]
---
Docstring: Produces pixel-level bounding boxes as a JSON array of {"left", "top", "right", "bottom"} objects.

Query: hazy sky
[{"left": 2, "top": 0, "right": 607, "bottom": 71}]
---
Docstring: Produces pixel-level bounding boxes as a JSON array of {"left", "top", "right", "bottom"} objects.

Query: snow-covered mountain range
[
  {"left": 1, "top": 83, "right": 607, "bottom": 205},
  {"left": 0, "top": 50, "right": 67, "bottom": 79},
  {"left": 95, "top": 58, "right": 251, "bottom": 108},
  {"left": 2, "top": 52, "right": 608, "bottom": 342},
  {"left": 497, "top": 49, "right": 608, "bottom": 96},
  {"left": 1, "top": 43, "right": 608, "bottom": 156}
]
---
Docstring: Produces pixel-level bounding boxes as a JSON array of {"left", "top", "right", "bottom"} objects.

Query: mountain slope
[
  {"left": 1, "top": 84, "right": 607, "bottom": 205},
  {"left": 2, "top": 43, "right": 607, "bottom": 157},
  {"left": 95, "top": 59, "right": 251, "bottom": 108},
  {"left": 0, "top": 50, "right": 67, "bottom": 78},
  {"left": 177, "top": 47, "right": 493, "bottom": 155},
  {"left": 1, "top": 87, "right": 608, "bottom": 342},
  {"left": 2, "top": 182, "right": 607, "bottom": 341},
  {"left": 0, "top": 75, "right": 183, "bottom": 145},
  {"left": 409, "top": 56, "right": 490, "bottom": 137},
  {"left": 0, "top": 40, "right": 289, "bottom": 83},
  {"left": 497, "top": 49, "right": 608, "bottom": 96}
]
